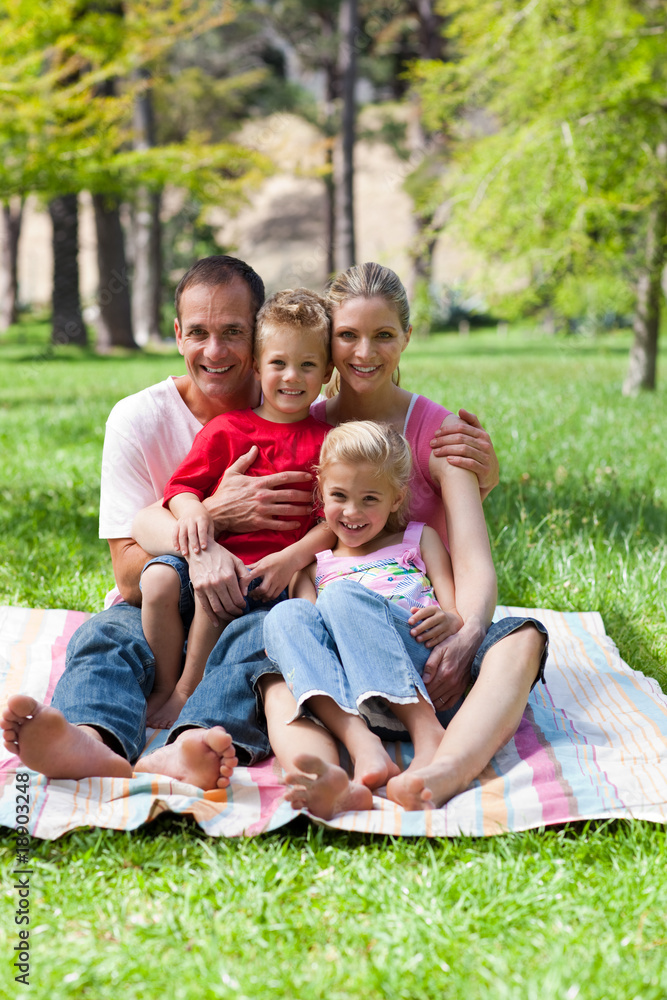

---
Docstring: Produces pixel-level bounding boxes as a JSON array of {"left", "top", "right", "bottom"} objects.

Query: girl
[
  {"left": 259, "top": 263, "right": 548, "bottom": 816},
  {"left": 264, "top": 421, "right": 464, "bottom": 817}
]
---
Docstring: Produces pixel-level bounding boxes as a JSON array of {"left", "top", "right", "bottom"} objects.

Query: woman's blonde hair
[
  {"left": 324, "top": 262, "right": 410, "bottom": 398},
  {"left": 316, "top": 420, "right": 412, "bottom": 533}
]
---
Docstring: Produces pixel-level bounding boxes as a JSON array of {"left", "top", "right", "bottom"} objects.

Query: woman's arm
[
  {"left": 423, "top": 452, "right": 497, "bottom": 707},
  {"left": 430, "top": 410, "right": 499, "bottom": 501}
]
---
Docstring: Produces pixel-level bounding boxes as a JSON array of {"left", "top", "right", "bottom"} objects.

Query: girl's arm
[
  {"left": 245, "top": 522, "right": 335, "bottom": 600},
  {"left": 407, "top": 525, "right": 463, "bottom": 649},
  {"left": 289, "top": 562, "right": 318, "bottom": 603},
  {"left": 423, "top": 451, "right": 497, "bottom": 706}
]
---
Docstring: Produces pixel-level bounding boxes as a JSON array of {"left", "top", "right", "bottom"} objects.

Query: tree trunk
[
  {"left": 131, "top": 77, "right": 162, "bottom": 345},
  {"left": 93, "top": 193, "right": 137, "bottom": 351},
  {"left": 48, "top": 194, "right": 87, "bottom": 346},
  {"left": 0, "top": 196, "right": 23, "bottom": 330},
  {"left": 334, "top": 0, "right": 357, "bottom": 271},
  {"left": 623, "top": 142, "right": 667, "bottom": 394}
]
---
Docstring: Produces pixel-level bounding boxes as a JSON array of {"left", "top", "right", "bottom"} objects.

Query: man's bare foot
[
  {"left": 284, "top": 753, "right": 373, "bottom": 820},
  {"left": 146, "top": 689, "right": 188, "bottom": 730},
  {"left": 1, "top": 695, "right": 132, "bottom": 780},
  {"left": 386, "top": 756, "right": 465, "bottom": 811},
  {"left": 135, "top": 727, "right": 238, "bottom": 790}
]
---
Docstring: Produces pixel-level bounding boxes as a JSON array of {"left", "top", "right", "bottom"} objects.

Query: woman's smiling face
[{"left": 331, "top": 296, "right": 411, "bottom": 393}]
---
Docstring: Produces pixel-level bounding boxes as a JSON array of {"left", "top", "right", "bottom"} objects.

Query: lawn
[{"left": 1, "top": 320, "right": 666, "bottom": 999}]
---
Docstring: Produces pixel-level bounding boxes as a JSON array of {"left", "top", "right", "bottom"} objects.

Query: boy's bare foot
[
  {"left": 135, "top": 727, "right": 238, "bottom": 790},
  {"left": 1, "top": 695, "right": 132, "bottom": 780},
  {"left": 284, "top": 753, "right": 373, "bottom": 819},
  {"left": 386, "top": 756, "right": 465, "bottom": 811},
  {"left": 146, "top": 689, "right": 189, "bottom": 730}
]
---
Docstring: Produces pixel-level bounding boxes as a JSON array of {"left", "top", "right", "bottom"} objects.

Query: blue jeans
[
  {"left": 263, "top": 579, "right": 549, "bottom": 740},
  {"left": 53, "top": 602, "right": 277, "bottom": 765},
  {"left": 264, "top": 579, "right": 436, "bottom": 738}
]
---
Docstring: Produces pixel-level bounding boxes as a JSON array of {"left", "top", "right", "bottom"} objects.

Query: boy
[{"left": 133, "top": 288, "right": 334, "bottom": 728}]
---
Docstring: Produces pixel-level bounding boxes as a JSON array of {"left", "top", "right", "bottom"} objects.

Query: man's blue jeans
[{"left": 52, "top": 602, "right": 275, "bottom": 764}]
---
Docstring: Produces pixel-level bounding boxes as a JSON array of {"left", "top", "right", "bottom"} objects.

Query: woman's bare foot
[
  {"left": 146, "top": 688, "right": 188, "bottom": 730},
  {"left": 1, "top": 695, "right": 132, "bottom": 779},
  {"left": 135, "top": 727, "right": 238, "bottom": 790},
  {"left": 386, "top": 756, "right": 465, "bottom": 810},
  {"left": 284, "top": 753, "right": 373, "bottom": 819}
]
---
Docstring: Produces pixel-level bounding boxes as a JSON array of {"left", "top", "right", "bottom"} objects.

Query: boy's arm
[
  {"left": 244, "top": 522, "right": 335, "bottom": 600},
  {"left": 289, "top": 562, "right": 318, "bottom": 603},
  {"left": 132, "top": 501, "right": 181, "bottom": 557}
]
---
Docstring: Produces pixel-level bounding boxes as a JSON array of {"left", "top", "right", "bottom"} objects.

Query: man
[{"left": 2, "top": 256, "right": 499, "bottom": 790}]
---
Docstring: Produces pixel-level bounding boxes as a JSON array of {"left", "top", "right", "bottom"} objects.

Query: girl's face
[
  {"left": 320, "top": 461, "right": 405, "bottom": 550},
  {"left": 331, "top": 296, "right": 411, "bottom": 394}
]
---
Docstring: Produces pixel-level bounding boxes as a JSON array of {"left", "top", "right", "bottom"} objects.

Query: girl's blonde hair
[
  {"left": 324, "top": 262, "right": 410, "bottom": 398},
  {"left": 316, "top": 421, "right": 412, "bottom": 533}
]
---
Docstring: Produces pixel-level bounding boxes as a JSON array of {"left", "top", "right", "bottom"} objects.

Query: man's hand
[
  {"left": 186, "top": 544, "right": 248, "bottom": 625},
  {"left": 408, "top": 606, "right": 463, "bottom": 649},
  {"left": 430, "top": 409, "right": 499, "bottom": 500},
  {"left": 422, "top": 622, "right": 486, "bottom": 709},
  {"left": 203, "top": 446, "right": 314, "bottom": 534}
]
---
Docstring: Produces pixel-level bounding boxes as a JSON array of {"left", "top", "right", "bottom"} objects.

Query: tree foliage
[
  {"left": 413, "top": 0, "right": 667, "bottom": 384},
  {"left": 0, "top": 0, "right": 271, "bottom": 203}
]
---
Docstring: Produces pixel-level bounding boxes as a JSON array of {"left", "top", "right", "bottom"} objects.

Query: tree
[
  {"left": 413, "top": 0, "right": 667, "bottom": 389},
  {"left": 0, "top": 196, "right": 23, "bottom": 331},
  {"left": 0, "top": 0, "right": 271, "bottom": 348}
]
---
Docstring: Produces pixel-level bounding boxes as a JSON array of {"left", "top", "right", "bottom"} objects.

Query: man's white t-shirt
[{"left": 99, "top": 376, "right": 203, "bottom": 540}]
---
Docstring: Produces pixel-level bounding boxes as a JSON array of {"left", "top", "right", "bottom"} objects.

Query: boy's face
[{"left": 254, "top": 324, "right": 333, "bottom": 423}]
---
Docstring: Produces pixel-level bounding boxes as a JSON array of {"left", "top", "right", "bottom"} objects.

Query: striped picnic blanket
[{"left": 1, "top": 605, "right": 666, "bottom": 839}]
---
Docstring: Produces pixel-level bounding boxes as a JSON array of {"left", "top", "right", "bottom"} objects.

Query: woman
[{"left": 259, "top": 263, "right": 548, "bottom": 814}]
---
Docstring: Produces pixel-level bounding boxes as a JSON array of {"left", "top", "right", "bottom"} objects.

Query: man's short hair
[
  {"left": 174, "top": 255, "right": 265, "bottom": 323},
  {"left": 254, "top": 288, "right": 331, "bottom": 360}
]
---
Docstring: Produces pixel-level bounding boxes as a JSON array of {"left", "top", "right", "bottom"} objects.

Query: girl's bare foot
[
  {"left": 353, "top": 743, "right": 400, "bottom": 790},
  {"left": 135, "top": 727, "right": 238, "bottom": 790},
  {"left": 284, "top": 753, "right": 373, "bottom": 819},
  {"left": 386, "top": 756, "right": 465, "bottom": 810},
  {"left": 1, "top": 695, "right": 132, "bottom": 779}
]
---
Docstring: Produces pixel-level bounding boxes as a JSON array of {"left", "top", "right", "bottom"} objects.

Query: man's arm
[
  {"left": 203, "top": 446, "right": 317, "bottom": 534},
  {"left": 108, "top": 538, "right": 151, "bottom": 607},
  {"left": 430, "top": 409, "right": 499, "bottom": 501}
]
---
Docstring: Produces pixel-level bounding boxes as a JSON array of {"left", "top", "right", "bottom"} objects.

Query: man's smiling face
[{"left": 175, "top": 278, "right": 257, "bottom": 419}]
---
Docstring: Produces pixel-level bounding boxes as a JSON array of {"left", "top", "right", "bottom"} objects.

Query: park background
[{"left": 1, "top": 2, "right": 666, "bottom": 998}]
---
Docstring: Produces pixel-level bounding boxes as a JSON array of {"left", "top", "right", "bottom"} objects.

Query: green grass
[{"left": 1, "top": 320, "right": 666, "bottom": 999}]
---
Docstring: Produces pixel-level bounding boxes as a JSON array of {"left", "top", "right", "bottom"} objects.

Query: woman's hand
[
  {"left": 430, "top": 410, "right": 499, "bottom": 500},
  {"left": 422, "top": 621, "right": 487, "bottom": 709},
  {"left": 408, "top": 606, "right": 463, "bottom": 648}
]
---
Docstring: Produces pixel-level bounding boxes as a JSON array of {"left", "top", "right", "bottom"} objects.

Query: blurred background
[{"left": 1, "top": 0, "right": 665, "bottom": 393}]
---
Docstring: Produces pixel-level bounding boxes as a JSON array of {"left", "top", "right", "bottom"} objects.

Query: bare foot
[
  {"left": 402, "top": 724, "right": 446, "bottom": 776},
  {"left": 284, "top": 753, "right": 373, "bottom": 819},
  {"left": 352, "top": 741, "right": 400, "bottom": 790},
  {"left": 135, "top": 727, "right": 238, "bottom": 790},
  {"left": 147, "top": 688, "right": 188, "bottom": 730},
  {"left": 387, "top": 756, "right": 464, "bottom": 810},
  {"left": 1, "top": 695, "right": 132, "bottom": 779}
]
